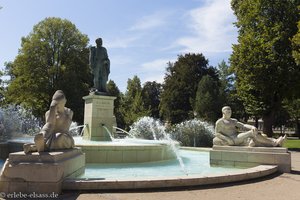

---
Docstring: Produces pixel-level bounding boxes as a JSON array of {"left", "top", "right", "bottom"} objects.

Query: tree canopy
[
  {"left": 292, "top": 18, "right": 300, "bottom": 65},
  {"left": 107, "top": 79, "right": 125, "bottom": 129},
  {"left": 160, "top": 53, "right": 218, "bottom": 124},
  {"left": 230, "top": 0, "right": 300, "bottom": 136},
  {"left": 5, "top": 17, "right": 92, "bottom": 123},
  {"left": 194, "top": 75, "right": 223, "bottom": 123},
  {"left": 121, "top": 76, "right": 150, "bottom": 130},
  {"left": 141, "top": 81, "right": 162, "bottom": 119}
]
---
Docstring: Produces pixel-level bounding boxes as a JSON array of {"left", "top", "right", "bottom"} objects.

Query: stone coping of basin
[
  {"left": 75, "top": 143, "right": 169, "bottom": 147},
  {"left": 212, "top": 145, "right": 288, "bottom": 153},
  {"left": 62, "top": 165, "right": 277, "bottom": 190},
  {"left": 180, "top": 146, "right": 212, "bottom": 152},
  {"left": 8, "top": 148, "right": 83, "bottom": 163}
]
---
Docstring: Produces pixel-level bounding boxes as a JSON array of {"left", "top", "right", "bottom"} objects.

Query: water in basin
[{"left": 76, "top": 149, "right": 246, "bottom": 180}]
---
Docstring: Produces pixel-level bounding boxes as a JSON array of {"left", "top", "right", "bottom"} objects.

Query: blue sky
[{"left": 0, "top": 0, "right": 238, "bottom": 92}]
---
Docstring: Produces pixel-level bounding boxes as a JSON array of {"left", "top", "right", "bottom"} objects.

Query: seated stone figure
[
  {"left": 213, "top": 106, "right": 286, "bottom": 147},
  {"left": 24, "top": 90, "right": 74, "bottom": 153}
]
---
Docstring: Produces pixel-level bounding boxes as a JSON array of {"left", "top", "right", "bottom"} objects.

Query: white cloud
[
  {"left": 141, "top": 58, "right": 172, "bottom": 71},
  {"left": 110, "top": 54, "right": 133, "bottom": 66},
  {"left": 129, "top": 11, "right": 173, "bottom": 31},
  {"left": 140, "top": 58, "right": 175, "bottom": 84},
  {"left": 106, "top": 36, "right": 140, "bottom": 48},
  {"left": 176, "top": 0, "right": 238, "bottom": 53},
  {"left": 102, "top": 11, "right": 174, "bottom": 49},
  {"left": 143, "top": 74, "right": 165, "bottom": 84}
]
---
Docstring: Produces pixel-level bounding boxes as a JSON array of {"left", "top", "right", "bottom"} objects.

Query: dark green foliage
[
  {"left": 217, "top": 60, "right": 234, "bottom": 95},
  {"left": 230, "top": 0, "right": 300, "bottom": 136},
  {"left": 107, "top": 80, "right": 125, "bottom": 129},
  {"left": 283, "top": 98, "right": 300, "bottom": 138},
  {"left": 141, "top": 81, "right": 162, "bottom": 119},
  {"left": 292, "top": 6, "right": 300, "bottom": 98},
  {"left": 292, "top": 16, "right": 300, "bottom": 65},
  {"left": 160, "top": 53, "right": 217, "bottom": 124},
  {"left": 194, "top": 75, "right": 223, "bottom": 123},
  {"left": 217, "top": 60, "right": 247, "bottom": 121},
  {"left": 121, "top": 76, "right": 150, "bottom": 130},
  {"left": 0, "top": 70, "right": 6, "bottom": 105},
  {"left": 5, "top": 17, "right": 93, "bottom": 123}
]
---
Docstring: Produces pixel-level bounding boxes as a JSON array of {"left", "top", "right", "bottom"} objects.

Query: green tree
[
  {"left": 292, "top": 8, "right": 300, "bottom": 98},
  {"left": 292, "top": 12, "right": 300, "bottom": 66},
  {"left": 160, "top": 53, "right": 217, "bottom": 124},
  {"left": 230, "top": 0, "right": 300, "bottom": 136},
  {"left": 217, "top": 60, "right": 233, "bottom": 94},
  {"left": 290, "top": 6, "right": 300, "bottom": 138},
  {"left": 141, "top": 81, "right": 162, "bottom": 119},
  {"left": 194, "top": 75, "right": 223, "bottom": 123},
  {"left": 0, "top": 70, "right": 6, "bottom": 105},
  {"left": 121, "top": 76, "right": 149, "bottom": 129},
  {"left": 6, "top": 17, "right": 92, "bottom": 123},
  {"left": 217, "top": 60, "right": 247, "bottom": 121},
  {"left": 283, "top": 98, "right": 300, "bottom": 138},
  {"left": 106, "top": 79, "right": 125, "bottom": 129}
]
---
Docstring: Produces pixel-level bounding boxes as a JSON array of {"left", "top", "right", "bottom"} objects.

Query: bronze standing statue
[{"left": 89, "top": 38, "right": 110, "bottom": 93}]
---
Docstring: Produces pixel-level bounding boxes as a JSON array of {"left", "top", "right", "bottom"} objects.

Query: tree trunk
[
  {"left": 255, "top": 117, "right": 259, "bottom": 128},
  {"left": 262, "top": 111, "right": 275, "bottom": 137}
]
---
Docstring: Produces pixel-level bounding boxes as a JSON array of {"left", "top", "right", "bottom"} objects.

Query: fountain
[
  {"left": 0, "top": 38, "right": 286, "bottom": 193},
  {"left": 76, "top": 93, "right": 178, "bottom": 164},
  {"left": 0, "top": 97, "right": 281, "bottom": 192}
]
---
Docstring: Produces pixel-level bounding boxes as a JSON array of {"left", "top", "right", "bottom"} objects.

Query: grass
[{"left": 283, "top": 139, "right": 300, "bottom": 150}]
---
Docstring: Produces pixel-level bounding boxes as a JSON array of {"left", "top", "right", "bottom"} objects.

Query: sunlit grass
[{"left": 283, "top": 139, "right": 300, "bottom": 149}]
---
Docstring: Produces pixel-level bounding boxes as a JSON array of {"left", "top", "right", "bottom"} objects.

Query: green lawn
[{"left": 283, "top": 139, "right": 300, "bottom": 149}]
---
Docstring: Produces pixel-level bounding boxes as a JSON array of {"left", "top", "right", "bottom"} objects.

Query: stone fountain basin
[
  {"left": 62, "top": 148, "right": 278, "bottom": 190},
  {"left": 74, "top": 137, "right": 178, "bottom": 163},
  {"left": 0, "top": 146, "right": 279, "bottom": 191},
  {"left": 63, "top": 165, "right": 277, "bottom": 190},
  {"left": 4, "top": 137, "right": 179, "bottom": 163}
]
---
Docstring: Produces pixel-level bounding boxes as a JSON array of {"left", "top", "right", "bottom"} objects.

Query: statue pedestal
[
  {"left": 82, "top": 94, "right": 116, "bottom": 141},
  {"left": 0, "top": 148, "right": 85, "bottom": 194},
  {"left": 210, "top": 145, "right": 291, "bottom": 173}
]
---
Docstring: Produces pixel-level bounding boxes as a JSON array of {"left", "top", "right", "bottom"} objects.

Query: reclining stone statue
[
  {"left": 23, "top": 90, "right": 74, "bottom": 153},
  {"left": 213, "top": 106, "right": 286, "bottom": 147}
]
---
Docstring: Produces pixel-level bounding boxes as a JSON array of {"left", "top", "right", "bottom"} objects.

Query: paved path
[{"left": 61, "top": 151, "right": 300, "bottom": 200}]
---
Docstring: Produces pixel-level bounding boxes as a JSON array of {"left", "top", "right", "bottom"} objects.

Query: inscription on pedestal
[
  {"left": 82, "top": 95, "right": 116, "bottom": 141},
  {"left": 94, "top": 100, "right": 112, "bottom": 107}
]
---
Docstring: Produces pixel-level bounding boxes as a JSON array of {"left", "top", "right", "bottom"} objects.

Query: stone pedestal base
[
  {"left": 210, "top": 145, "right": 291, "bottom": 173},
  {"left": 83, "top": 94, "right": 116, "bottom": 141},
  {"left": 0, "top": 148, "right": 85, "bottom": 194}
]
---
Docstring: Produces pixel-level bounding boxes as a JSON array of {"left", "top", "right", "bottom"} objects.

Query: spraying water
[
  {"left": 172, "top": 119, "right": 214, "bottom": 147},
  {"left": 153, "top": 120, "right": 188, "bottom": 175},
  {"left": 129, "top": 117, "right": 188, "bottom": 175},
  {"left": 129, "top": 116, "right": 164, "bottom": 140},
  {"left": 102, "top": 125, "right": 114, "bottom": 141},
  {"left": 69, "top": 123, "right": 87, "bottom": 136},
  {"left": 113, "top": 126, "right": 136, "bottom": 138}
]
